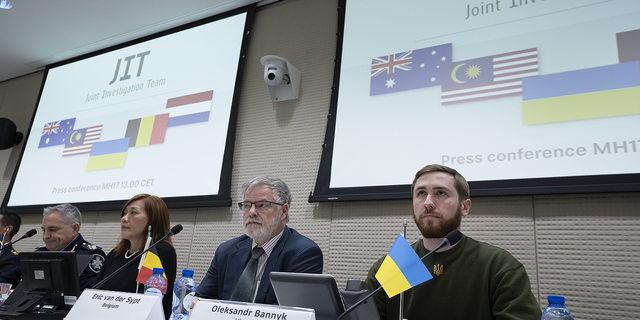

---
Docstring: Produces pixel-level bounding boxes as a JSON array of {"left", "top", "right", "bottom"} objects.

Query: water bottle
[
  {"left": 169, "top": 269, "right": 197, "bottom": 320},
  {"left": 541, "top": 295, "right": 574, "bottom": 320},
  {"left": 144, "top": 268, "right": 167, "bottom": 298}
]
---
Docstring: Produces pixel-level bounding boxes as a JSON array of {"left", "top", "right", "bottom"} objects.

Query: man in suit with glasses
[{"left": 195, "top": 177, "right": 323, "bottom": 305}]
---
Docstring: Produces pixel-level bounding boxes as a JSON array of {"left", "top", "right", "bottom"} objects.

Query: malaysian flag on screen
[
  {"left": 62, "top": 125, "right": 103, "bottom": 157},
  {"left": 440, "top": 48, "right": 538, "bottom": 105}
]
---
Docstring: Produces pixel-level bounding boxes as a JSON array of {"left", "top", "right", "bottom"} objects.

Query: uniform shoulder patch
[{"left": 88, "top": 254, "right": 105, "bottom": 273}]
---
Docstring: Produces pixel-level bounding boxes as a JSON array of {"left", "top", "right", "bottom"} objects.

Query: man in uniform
[
  {"left": 38, "top": 203, "right": 105, "bottom": 290},
  {"left": 0, "top": 209, "right": 22, "bottom": 288}
]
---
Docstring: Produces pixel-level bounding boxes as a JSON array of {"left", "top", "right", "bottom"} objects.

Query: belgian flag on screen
[{"left": 125, "top": 113, "right": 169, "bottom": 148}]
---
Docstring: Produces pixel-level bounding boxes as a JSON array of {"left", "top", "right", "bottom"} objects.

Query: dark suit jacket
[
  {"left": 196, "top": 226, "right": 323, "bottom": 304},
  {"left": 0, "top": 244, "right": 20, "bottom": 288}
]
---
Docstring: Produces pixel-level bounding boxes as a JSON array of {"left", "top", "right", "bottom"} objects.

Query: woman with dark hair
[{"left": 92, "top": 194, "right": 177, "bottom": 319}]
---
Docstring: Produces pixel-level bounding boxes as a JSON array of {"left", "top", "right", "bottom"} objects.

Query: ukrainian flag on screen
[
  {"left": 375, "top": 234, "right": 432, "bottom": 298},
  {"left": 521, "top": 61, "right": 640, "bottom": 125},
  {"left": 86, "top": 138, "right": 130, "bottom": 171}
]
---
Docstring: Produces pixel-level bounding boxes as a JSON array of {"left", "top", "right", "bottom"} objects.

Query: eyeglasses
[{"left": 238, "top": 201, "right": 284, "bottom": 212}]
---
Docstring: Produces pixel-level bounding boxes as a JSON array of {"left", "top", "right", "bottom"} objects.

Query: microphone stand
[
  {"left": 92, "top": 225, "right": 180, "bottom": 290},
  {"left": 398, "top": 219, "right": 407, "bottom": 320},
  {"left": 136, "top": 226, "right": 153, "bottom": 294},
  {"left": 337, "top": 230, "right": 462, "bottom": 320}
]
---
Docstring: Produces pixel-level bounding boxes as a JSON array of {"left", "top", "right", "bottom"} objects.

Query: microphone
[
  {"left": 419, "top": 230, "right": 461, "bottom": 262},
  {"left": 169, "top": 224, "right": 183, "bottom": 236},
  {"left": 92, "top": 224, "right": 182, "bottom": 290},
  {"left": 337, "top": 230, "right": 462, "bottom": 320},
  {"left": 2, "top": 229, "right": 37, "bottom": 249}
]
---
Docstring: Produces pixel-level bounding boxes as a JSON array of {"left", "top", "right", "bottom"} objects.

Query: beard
[
  {"left": 413, "top": 205, "right": 463, "bottom": 239},
  {"left": 244, "top": 213, "right": 281, "bottom": 244}
]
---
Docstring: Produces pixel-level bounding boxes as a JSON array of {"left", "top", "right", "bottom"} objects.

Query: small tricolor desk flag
[
  {"left": 375, "top": 234, "right": 433, "bottom": 298},
  {"left": 136, "top": 244, "right": 166, "bottom": 293}
]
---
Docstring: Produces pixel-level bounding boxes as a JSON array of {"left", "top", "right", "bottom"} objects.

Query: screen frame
[
  {"left": 19, "top": 251, "right": 81, "bottom": 304},
  {"left": 309, "top": 0, "right": 640, "bottom": 202},
  {"left": 2, "top": 4, "right": 256, "bottom": 213}
]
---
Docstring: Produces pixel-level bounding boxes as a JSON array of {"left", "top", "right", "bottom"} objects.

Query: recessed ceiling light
[{"left": 0, "top": 0, "right": 12, "bottom": 9}]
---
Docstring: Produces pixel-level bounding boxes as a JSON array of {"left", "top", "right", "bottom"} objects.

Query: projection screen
[
  {"left": 311, "top": 0, "right": 640, "bottom": 201},
  {"left": 4, "top": 6, "right": 255, "bottom": 212}
]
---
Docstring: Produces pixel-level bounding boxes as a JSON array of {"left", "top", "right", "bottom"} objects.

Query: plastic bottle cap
[
  {"left": 182, "top": 269, "right": 194, "bottom": 277},
  {"left": 153, "top": 268, "right": 164, "bottom": 274},
  {"left": 547, "top": 295, "right": 565, "bottom": 304}
]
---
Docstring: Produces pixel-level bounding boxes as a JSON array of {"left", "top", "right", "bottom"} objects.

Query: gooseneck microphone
[
  {"left": 419, "top": 229, "right": 462, "bottom": 262},
  {"left": 337, "top": 230, "right": 462, "bottom": 320},
  {"left": 1, "top": 228, "right": 37, "bottom": 249},
  {"left": 92, "top": 224, "right": 183, "bottom": 290},
  {"left": 168, "top": 224, "right": 183, "bottom": 237}
]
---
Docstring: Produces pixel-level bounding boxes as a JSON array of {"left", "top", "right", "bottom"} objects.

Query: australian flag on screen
[
  {"left": 370, "top": 43, "right": 452, "bottom": 96},
  {"left": 38, "top": 118, "right": 76, "bottom": 148}
]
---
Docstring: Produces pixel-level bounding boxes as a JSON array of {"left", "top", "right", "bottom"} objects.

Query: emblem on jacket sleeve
[{"left": 89, "top": 254, "right": 105, "bottom": 273}]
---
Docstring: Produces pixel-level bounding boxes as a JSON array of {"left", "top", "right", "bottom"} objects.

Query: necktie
[{"left": 230, "top": 246, "right": 265, "bottom": 302}]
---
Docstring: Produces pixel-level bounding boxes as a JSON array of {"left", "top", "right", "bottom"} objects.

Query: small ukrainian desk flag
[{"left": 375, "top": 234, "right": 433, "bottom": 297}]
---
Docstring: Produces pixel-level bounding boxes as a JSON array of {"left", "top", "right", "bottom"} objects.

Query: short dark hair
[
  {"left": 0, "top": 208, "right": 21, "bottom": 238},
  {"left": 411, "top": 164, "right": 470, "bottom": 202}
]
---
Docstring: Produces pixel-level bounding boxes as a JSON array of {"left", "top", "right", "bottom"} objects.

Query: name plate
[
  {"left": 190, "top": 299, "right": 315, "bottom": 320},
  {"left": 65, "top": 289, "right": 164, "bottom": 320}
]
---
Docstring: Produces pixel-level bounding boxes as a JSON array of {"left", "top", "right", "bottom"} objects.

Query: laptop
[{"left": 270, "top": 272, "right": 345, "bottom": 320}]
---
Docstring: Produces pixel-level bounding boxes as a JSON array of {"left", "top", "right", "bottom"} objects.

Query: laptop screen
[{"left": 270, "top": 272, "right": 344, "bottom": 320}]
